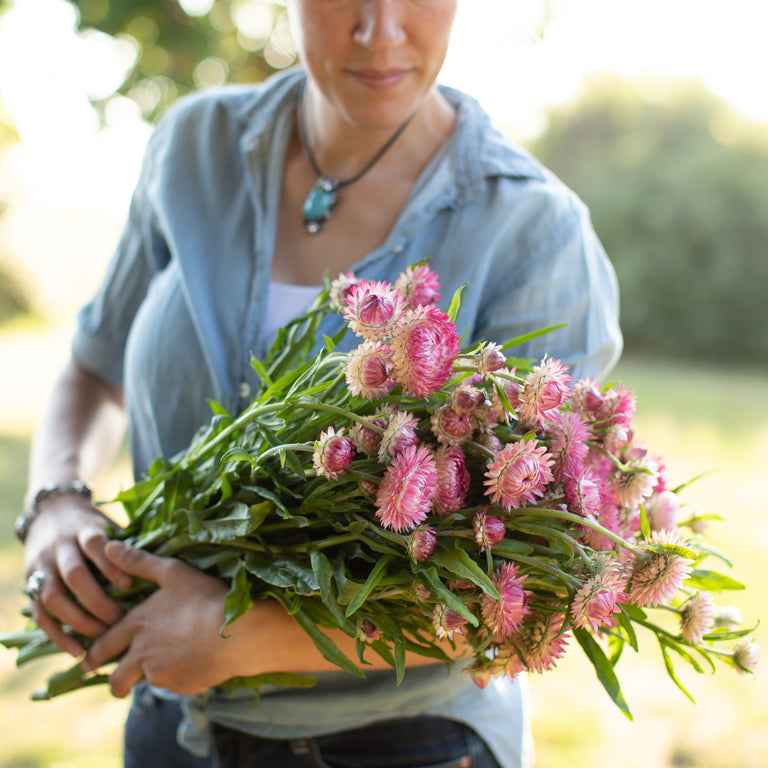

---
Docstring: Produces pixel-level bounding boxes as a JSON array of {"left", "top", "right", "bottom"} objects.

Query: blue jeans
[{"left": 125, "top": 684, "right": 502, "bottom": 768}]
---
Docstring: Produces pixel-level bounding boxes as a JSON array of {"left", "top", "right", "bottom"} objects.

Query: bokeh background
[{"left": 0, "top": 0, "right": 765, "bottom": 765}]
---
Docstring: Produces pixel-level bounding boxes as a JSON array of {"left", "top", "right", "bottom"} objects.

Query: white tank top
[{"left": 264, "top": 280, "right": 322, "bottom": 338}]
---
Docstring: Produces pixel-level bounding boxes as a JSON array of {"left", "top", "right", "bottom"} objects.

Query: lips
[{"left": 348, "top": 68, "right": 411, "bottom": 90}]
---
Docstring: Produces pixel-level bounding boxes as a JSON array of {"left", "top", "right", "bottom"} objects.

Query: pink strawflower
[
  {"left": 476, "top": 430, "right": 503, "bottom": 454},
  {"left": 450, "top": 383, "right": 486, "bottom": 415},
  {"left": 628, "top": 529, "right": 694, "bottom": 607},
  {"left": 394, "top": 263, "right": 441, "bottom": 308},
  {"left": 390, "top": 305, "right": 460, "bottom": 397},
  {"left": 679, "top": 592, "right": 715, "bottom": 645},
  {"left": 477, "top": 343, "right": 506, "bottom": 376},
  {"left": 430, "top": 405, "right": 475, "bottom": 447},
  {"left": 345, "top": 341, "right": 394, "bottom": 400},
  {"left": 513, "top": 611, "right": 570, "bottom": 674},
  {"left": 563, "top": 468, "right": 604, "bottom": 519},
  {"left": 375, "top": 444, "right": 438, "bottom": 532},
  {"left": 378, "top": 410, "right": 420, "bottom": 462},
  {"left": 407, "top": 525, "right": 438, "bottom": 562},
  {"left": 549, "top": 411, "right": 592, "bottom": 481},
  {"left": 570, "top": 571, "right": 628, "bottom": 633},
  {"left": 343, "top": 279, "right": 406, "bottom": 341},
  {"left": 474, "top": 508, "right": 506, "bottom": 552},
  {"left": 434, "top": 445, "right": 470, "bottom": 515},
  {"left": 413, "top": 582, "right": 432, "bottom": 602},
  {"left": 480, "top": 562, "right": 531, "bottom": 641},
  {"left": 733, "top": 639, "right": 759, "bottom": 675},
  {"left": 350, "top": 419, "right": 384, "bottom": 457},
  {"left": 645, "top": 490, "right": 680, "bottom": 532},
  {"left": 329, "top": 271, "right": 359, "bottom": 312},
  {"left": 603, "top": 424, "right": 632, "bottom": 454},
  {"left": 358, "top": 617, "right": 383, "bottom": 643},
  {"left": 612, "top": 455, "right": 659, "bottom": 508},
  {"left": 312, "top": 426, "right": 355, "bottom": 481},
  {"left": 571, "top": 378, "right": 605, "bottom": 418},
  {"left": 602, "top": 384, "right": 637, "bottom": 428},
  {"left": 484, "top": 440, "right": 555, "bottom": 510},
  {"left": 518, "top": 357, "right": 572, "bottom": 424},
  {"left": 432, "top": 603, "right": 468, "bottom": 640}
]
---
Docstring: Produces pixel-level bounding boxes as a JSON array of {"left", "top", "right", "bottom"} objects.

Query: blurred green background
[{"left": 0, "top": 0, "right": 765, "bottom": 765}]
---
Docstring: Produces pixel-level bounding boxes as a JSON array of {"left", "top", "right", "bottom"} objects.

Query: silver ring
[{"left": 24, "top": 570, "right": 46, "bottom": 602}]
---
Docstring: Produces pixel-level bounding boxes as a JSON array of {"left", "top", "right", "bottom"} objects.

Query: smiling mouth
[{"left": 349, "top": 68, "right": 411, "bottom": 89}]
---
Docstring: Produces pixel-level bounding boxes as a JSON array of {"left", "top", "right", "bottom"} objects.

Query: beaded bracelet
[{"left": 14, "top": 480, "right": 92, "bottom": 543}]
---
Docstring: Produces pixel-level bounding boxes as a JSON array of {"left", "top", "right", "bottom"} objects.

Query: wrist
[{"left": 15, "top": 480, "right": 93, "bottom": 543}]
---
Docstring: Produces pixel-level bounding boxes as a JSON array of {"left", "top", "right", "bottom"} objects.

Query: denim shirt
[{"left": 72, "top": 67, "right": 621, "bottom": 767}]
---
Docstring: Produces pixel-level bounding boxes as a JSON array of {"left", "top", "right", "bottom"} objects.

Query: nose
[{"left": 353, "top": 0, "right": 407, "bottom": 50}]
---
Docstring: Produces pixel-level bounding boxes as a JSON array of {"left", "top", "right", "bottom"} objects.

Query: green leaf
[
  {"left": 446, "top": 286, "right": 465, "bottom": 323},
  {"left": 221, "top": 447, "right": 257, "bottom": 466},
  {"left": 416, "top": 566, "right": 478, "bottom": 626},
  {"left": 684, "top": 569, "right": 745, "bottom": 591},
  {"left": 616, "top": 606, "right": 639, "bottom": 652},
  {"left": 431, "top": 543, "right": 500, "bottom": 599},
  {"left": 222, "top": 562, "right": 254, "bottom": 634},
  {"left": 218, "top": 672, "right": 316, "bottom": 697},
  {"left": 500, "top": 323, "right": 566, "bottom": 351},
  {"left": 659, "top": 639, "right": 696, "bottom": 703},
  {"left": 31, "top": 662, "right": 110, "bottom": 700},
  {"left": 345, "top": 556, "right": 393, "bottom": 617},
  {"left": 639, "top": 504, "right": 651, "bottom": 539},
  {"left": 310, "top": 550, "right": 334, "bottom": 602},
  {"left": 573, "top": 628, "right": 633, "bottom": 720},
  {"left": 393, "top": 635, "right": 407, "bottom": 685}
]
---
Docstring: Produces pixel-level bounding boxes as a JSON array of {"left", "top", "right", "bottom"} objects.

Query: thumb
[{"left": 104, "top": 541, "right": 171, "bottom": 585}]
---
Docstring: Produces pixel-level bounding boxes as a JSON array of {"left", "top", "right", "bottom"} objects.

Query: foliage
[
  {"left": 67, "top": 0, "right": 292, "bottom": 120},
  {"left": 529, "top": 76, "right": 768, "bottom": 364}
]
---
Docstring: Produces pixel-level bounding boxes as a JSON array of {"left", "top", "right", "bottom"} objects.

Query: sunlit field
[{"left": 0, "top": 331, "right": 764, "bottom": 767}]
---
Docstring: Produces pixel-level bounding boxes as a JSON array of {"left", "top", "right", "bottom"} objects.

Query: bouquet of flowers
[{"left": 2, "top": 262, "right": 758, "bottom": 716}]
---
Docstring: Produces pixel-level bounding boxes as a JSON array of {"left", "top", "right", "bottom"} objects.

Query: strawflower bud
[
  {"left": 432, "top": 603, "right": 468, "bottom": 640},
  {"left": 474, "top": 508, "right": 506, "bottom": 552},
  {"left": 312, "top": 426, "right": 355, "bottom": 481},
  {"left": 358, "top": 617, "right": 383, "bottom": 644},
  {"left": 733, "top": 638, "right": 759, "bottom": 675},
  {"left": 477, "top": 343, "right": 506, "bottom": 376},
  {"left": 408, "top": 525, "right": 438, "bottom": 562}
]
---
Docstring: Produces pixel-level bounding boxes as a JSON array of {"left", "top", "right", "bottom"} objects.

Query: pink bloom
[
  {"left": 413, "top": 582, "right": 432, "bottom": 602},
  {"left": 563, "top": 469, "right": 604, "bottom": 519},
  {"left": 480, "top": 562, "right": 531, "bottom": 641},
  {"left": 571, "top": 378, "right": 605, "bottom": 418},
  {"left": 645, "top": 490, "right": 680, "bottom": 532},
  {"left": 476, "top": 431, "right": 503, "bottom": 454},
  {"left": 602, "top": 384, "right": 637, "bottom": 428},
  {"left": 378, "top": 410, "right": 420, "bottom": 462},
  {"left": 450, "top": 383, "right": 486, "bottom": 415},
  {"left": 434, "top": 445, "right": 470, "bottom": 515},
  {"left": 312, "top": 426, "right": 355, "bottom": 481},
  {"left": 570, "top": 572, "right": 628, "bottom": 633},
  {"left": 680, "top": 592, "right": 715, "bottom": 645},
  {"left": 432, "top": 603, "right": 468, "bottom": 640},
  {"left": 430, "top": 405, "right": 475, "bottom": 446},
  {"left": 375, "top": 445, "right": 438, "bottom": 532},
  {"left": 474, "top": 508, "right": 506, "bottom": 552},
  {"left": 465, "top": 660, "right": 494, "bottom": 689},
  {"left": 394, "top": 263, "right": 441, "bottom": 308},
  {"left": 345, "top": 341, "right": 394, "bottom": 400},
  {"left": 358, "top": 617, "right": 383, "bottom": 643},
  {"left": 733, "top": 639, "right": 759, "bottom": 675},
  {"left": 513, "top": 611, "right": 570, "bottom": 674},
  {"left": 484, "top": 440, "right": 555, "bottom": 510},
  {"left": 350, "top": 420, "right": 384, "bottom": 457},
  {"left": 407, "top": 525, "right": 438, "bottom": 562},
  {"left": 390, "top": 305, "right": 460, "bottom": 397},
  {"left": 477, "top": 343, "right": 506, "bottom": 376},
  {"left": 518, "top": 357, "right": 572, "bottom": 424},
  {"left": 549, "top": 411, "right": 592, "bottom": 481},
  {"left": 343, "top": 279, "right": 406, "bottom": 341},
  {"left": 628, "top": 529, "right": 694, "bottom": 607},
  {"left": 603, "top": 424, "right": 632, "bottom": 453},
  {"left": 612, "top": 455, "right": 659, "bottom": 508},
  {"left": 329, "top": 271, "right": 359, "bottom": 312}
]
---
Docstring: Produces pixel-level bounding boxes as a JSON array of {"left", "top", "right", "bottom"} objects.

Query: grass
[{"left": 0, "top": 330, "right": 765, "bottom": 767}]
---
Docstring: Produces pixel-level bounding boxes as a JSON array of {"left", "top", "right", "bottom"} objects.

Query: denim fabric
[
  {"left": 211, "top": 716, "right": 501, "bottom": 768},
  {"left": 125, "top": 683, "right": 211, "bottom": 768}
]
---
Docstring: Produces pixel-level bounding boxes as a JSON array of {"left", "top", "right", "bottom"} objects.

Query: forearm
[{"left": 27, "top": 359, "right": 126, "bottom": 495}]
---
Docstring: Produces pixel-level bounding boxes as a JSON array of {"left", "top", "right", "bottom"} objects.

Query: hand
[
  {"left": 82, "top": 542, "right": 250, "bottom": 698},
  {"left": 24, "top": 497, "right": 132, "bottom": 656}
]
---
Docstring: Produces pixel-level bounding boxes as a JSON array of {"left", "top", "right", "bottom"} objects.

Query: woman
[{"left": 17, "top": 1, "right": 622, "bottom": 766}]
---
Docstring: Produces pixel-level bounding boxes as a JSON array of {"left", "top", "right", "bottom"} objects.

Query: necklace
[{"left": 298, "top": 88, "right": 416, "bottom": 234}]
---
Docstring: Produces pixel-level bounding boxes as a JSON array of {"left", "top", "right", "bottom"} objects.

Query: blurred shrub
[
  {"left": 68, "top": 0, "right": 293, "bottom": 120},
  {"left": 529, "top": 76, "right": 768, "bottom": 364}
]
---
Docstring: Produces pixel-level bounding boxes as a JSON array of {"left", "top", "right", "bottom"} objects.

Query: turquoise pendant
[{"left": 303, "top": 176, "right": 339, "bottom": 234}]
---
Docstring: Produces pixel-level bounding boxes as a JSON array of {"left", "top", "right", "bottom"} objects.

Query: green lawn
[{"left": 0, "top": 346, "right": 764, "bottom": 767}]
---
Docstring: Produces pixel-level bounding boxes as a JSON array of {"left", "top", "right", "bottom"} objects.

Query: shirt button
[
  {"left": 239, "top": 381, "right": 251, "bottom": 399},
  {"left": 393, "top": 244, "right": 404, "bottom": 253}
]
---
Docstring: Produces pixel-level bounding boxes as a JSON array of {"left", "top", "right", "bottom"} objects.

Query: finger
[
  {"left": 106, "top": 650, "right": 145, "bottom": 699},
  {"left": 81, "top": 615, "right": 134, "bottom": 676},
  {"left": 57, "top": 541, "right": 124, "bottom": 626},
  {"left": 30, "top": 601, "right": 84, "bottom": 657},
  {"left": 38, "top": 573, "right": 109, "bottom": 638},
  {"left": 78, "top": 527, "right": 133, "bottom": 591},
  {"left": 104, "top": 541, "right": 175, "bottom": 584}
]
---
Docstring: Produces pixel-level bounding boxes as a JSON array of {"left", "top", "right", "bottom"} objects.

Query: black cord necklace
[{"left": 298, "top": 86, "right": 417, "bottom": 234}]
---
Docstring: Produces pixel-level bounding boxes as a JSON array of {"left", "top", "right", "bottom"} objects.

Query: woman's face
[{"left": 287, "top": 0, "right": 458, "bottom": 129}]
